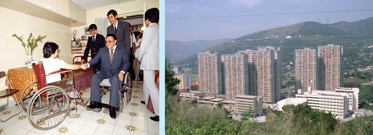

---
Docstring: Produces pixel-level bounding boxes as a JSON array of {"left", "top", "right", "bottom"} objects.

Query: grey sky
[{"left": 166, "top": 0, "right": 373, "bottom": 41}]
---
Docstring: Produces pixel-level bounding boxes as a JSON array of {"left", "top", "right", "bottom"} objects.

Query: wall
[
  {"left": 0, "top": 6, "right": 72, "bottom": 88},
  {"left": 72, "top": 0, "right": 159, "bottom": 38}
]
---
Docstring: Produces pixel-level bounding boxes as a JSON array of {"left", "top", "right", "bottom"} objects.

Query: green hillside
[
  {"left": 176, "top": 17, "right": 373, "bottom": 76},
  {"left": 165, "top": 38, "right": 230, "bottom": 62}
]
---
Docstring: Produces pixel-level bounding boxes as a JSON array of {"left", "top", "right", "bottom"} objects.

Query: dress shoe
[
  {"left": 141, "top": 101, "right": 145, "bottom": 105},
  {"left": 86, "top": 101, "right": 102, "bottom": 112},
  {"left": 109, "top": 106, "right": 118, "bottom": 119},
  {"left": 150, "top": 115, "right": 159, "bottom": 122}
]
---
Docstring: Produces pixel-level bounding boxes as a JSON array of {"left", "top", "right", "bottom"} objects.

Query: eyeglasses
[{"left": 105, "top": 40, "right": 115, "bottom": 44}]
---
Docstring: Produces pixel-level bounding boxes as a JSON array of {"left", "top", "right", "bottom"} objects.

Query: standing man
[
  {"left": 106, "top": 9, "right": 131, "bottom": 58},
  {"left": 129, "top": 23, "right": 136, "bottom": 55},
  {"left": 84, "top": 34, "right": 130, "bottom": 119},
  {"left": 128, "top": 23, "right": 136, "bottom": 80},
  {"left": 82, "top": 24, "right": 106, "bottom": 73},
  {"left": 137, "top": 8, "right": 159, "bottom": 122}
]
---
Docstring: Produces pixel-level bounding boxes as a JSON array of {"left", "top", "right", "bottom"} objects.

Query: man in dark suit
[
  {"left": 82, "top": 24, "right": 106, "bottom": 73},
  {"left": 83, "top": 34, "right": 130, "bottom": 119},
  {"left": 106, "top": 9, "right": 131, "bottom": 57}
]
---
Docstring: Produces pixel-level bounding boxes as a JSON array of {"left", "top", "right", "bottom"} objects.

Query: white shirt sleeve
[
  {"left": 55, "top": 58, "right": 66, "bottom": 68},
  {"left": 137, "top": 29, "right": 151, "bottom": 61},
  {"left": 42, "top": 58, "right": 67, "bottom": 84},
  {"left": 132, "top": 34, "right": 136, "bottom": 43}
]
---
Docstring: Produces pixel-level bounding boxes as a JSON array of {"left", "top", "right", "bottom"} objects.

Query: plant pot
[
  {"left": 26, "top": 55, "right": 33, "bottom": 68},
  {"left": 27, "top": 55, "right": 33, "bottom": 61}
]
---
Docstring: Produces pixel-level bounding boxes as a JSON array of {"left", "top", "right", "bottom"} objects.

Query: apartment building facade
[
  {"left": 222, "top": 53, "right": 249, "bottom": 101},
  {"left": 198, "top": 51, "right": 224, "bottom": 94},
  {"left": 295, "top": 48, "right": 318, "bottom": 93},
  {"left": 174, "top": 74, "right": 191, "bottom": 90},
  {"left": 318, "top": 44, "right": 344, "bottom": 91},
  {"left": 259, "top": 46, "right": 282, "bottom": 101},
  {"left": 238, "top": 46, "right": 281, "bottom": 103}
]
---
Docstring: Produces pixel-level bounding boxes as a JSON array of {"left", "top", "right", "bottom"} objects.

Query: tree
[{"left": 165, "top": 59, "right": 180, "bottom": 96}]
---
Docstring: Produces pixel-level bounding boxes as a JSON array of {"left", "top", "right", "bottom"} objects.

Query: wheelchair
[
  {"left": 98, "top": 70, "right": 133, "bottom": 113},
  {"left": 19, "top": 62, "right": 85, "bottom": 130}
]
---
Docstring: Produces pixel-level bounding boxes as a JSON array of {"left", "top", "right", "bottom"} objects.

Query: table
[
  {"left": 72, "top": 69, "right": 94, "bottom": 91},
  {"left": 6, "top": 67, "right": 38, "bottom": 105}
]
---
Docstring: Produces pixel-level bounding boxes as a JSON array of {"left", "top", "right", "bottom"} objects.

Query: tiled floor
[{"left": 0, "top": 82, "right": 159, "bottom": 135}]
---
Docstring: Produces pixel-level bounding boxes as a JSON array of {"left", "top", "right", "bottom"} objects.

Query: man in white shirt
[{"left": 137, "top": 8, "right": 159, "bottom": 122}]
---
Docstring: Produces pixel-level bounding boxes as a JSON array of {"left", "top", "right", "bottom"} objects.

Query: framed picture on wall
[{"left": 84, "top": 27, "right": 90, "bottom": 35}]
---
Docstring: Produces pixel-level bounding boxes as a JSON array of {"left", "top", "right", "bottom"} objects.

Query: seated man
[
  {"left": 83, "top": 34, "right": 130, "bottom": 119},
  {"left": 41, "top": 42, "right": 84, "bottom": 84}
]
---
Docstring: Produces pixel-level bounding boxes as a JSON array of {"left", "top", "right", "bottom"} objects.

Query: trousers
[
  {"left": 90, "top": 72, "right": 120, "bottom": 108},
  {"left": 144, "top": 70, "right": 159, "bottom": 115}
]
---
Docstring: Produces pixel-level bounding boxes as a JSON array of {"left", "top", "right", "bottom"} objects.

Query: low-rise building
[
  {"left": 296, "top": 88, "right": 349, "bottom": 119},
  {"left": 179, "top": 91, "right": 205, "bottom": 100},
  {"left": 174, "top": 74, "right": 191, "bottom": 90},
  {"left": 235, "top": 95, "right": 263, "bottom": 117},
  {"left": 277, "top": 98, "right": 307, "bottom": 111},
  {"left": 335, "top": 87, "right": 359, "bottom": 110}
]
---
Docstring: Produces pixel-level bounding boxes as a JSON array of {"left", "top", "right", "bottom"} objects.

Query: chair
[
  {"left": 99, "top": 72, "right": 132, "bottom": 113},
  {"left": 18, "top": 62, "right": 83, "bottom": 130},
  {"left": 0, "top": 71, "right": 22, "bottom": 122},
  {"left": 73, "top": 56, "right": 90, "bottom": 65}
]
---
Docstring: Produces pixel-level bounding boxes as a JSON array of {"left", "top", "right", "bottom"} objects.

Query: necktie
[
  {"left": 114, "top": 26, "right": 117, "bottom": 34},
  {"left": 92, "top": 35, "right": 95, "bottom": 43},
  {"left": 110, "top": 49, "right": 114, "bottom": 63}
]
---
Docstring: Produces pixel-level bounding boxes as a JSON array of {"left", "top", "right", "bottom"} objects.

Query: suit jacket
[
  {"left": 83, "top": 33, "right": 106, "bottom": 61},
  {"left": 137, "top": 23, "right": 159, "bottom": 70},
  {"left": 107, "top": 21, "right": 131, "bottom": 57},
  {"left": 88, "top": 46, "right": 130, "bottom": 77}
]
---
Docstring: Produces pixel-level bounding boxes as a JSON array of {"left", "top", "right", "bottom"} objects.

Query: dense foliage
[
  {"left": 166, "top": 63, "right": 373, "bottom": 134},
  {"left": 166, "top": 59, "right": 180, "bottom": 96},
  {"left": 359, "top": 85, "right": 373, "bottom": 110},
  {"left": 165, "top": 66, "right": 373, "bottom": 134},
  {"left": 166, "top": 90, "right": 373, "bottom": 135}
]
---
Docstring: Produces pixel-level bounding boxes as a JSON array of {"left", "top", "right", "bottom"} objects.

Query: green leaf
[{"left": 12, "top": 33, "right": 46, "bottom": 55}]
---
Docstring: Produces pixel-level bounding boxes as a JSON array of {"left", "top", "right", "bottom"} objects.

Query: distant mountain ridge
[
  {"left": 176, "top": 17, "right": 373, "bottom": 71},
  {"left": 166, "top": 38, "right": 230, "bottom": 62}
]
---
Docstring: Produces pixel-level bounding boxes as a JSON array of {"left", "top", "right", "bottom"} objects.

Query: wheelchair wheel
[
  {"left": 119, "top": 73, "right": 132, "bottom": 113},
  {"left": 124, "top": 73, "right": 132, "bottom": 104},
  {"left": 27, "top": 86, "right": 69, "bottom": 130},
  {"left": 20, "top": 81, "right": 38, "bottom": 113}
]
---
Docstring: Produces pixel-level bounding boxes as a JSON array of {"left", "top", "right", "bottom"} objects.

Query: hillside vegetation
[
  {"left": 165, "top": 39, "right": 230, "bottom": 62},
  {"left": 175, "top": 17, "right": 373, "bottom": 74}
]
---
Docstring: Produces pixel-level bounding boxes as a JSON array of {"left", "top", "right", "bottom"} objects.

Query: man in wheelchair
[{"left": 82, "top": 34, "right": 130, "bottom": 119}]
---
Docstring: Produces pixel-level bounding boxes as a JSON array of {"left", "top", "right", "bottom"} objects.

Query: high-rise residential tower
[
  {"left": 259, "top": 46, "right": 282, "bottom": 101},
  {"left": 198, "top": 51, "right": 224, "bottom": 94},
  {"left": 222, "top": 53, "right": 249, "bottom": 101},
  {"left": 238, "top": 46, "right": 281, "bottom": 103},
  {"left": 295, "top": 48, "right": 317, "bottom": 93},
  {"left": 318, "top": 44, "right": 344, "bottom": 91}
]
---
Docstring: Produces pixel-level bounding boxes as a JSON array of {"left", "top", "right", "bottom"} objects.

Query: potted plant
[{"left": 12, "top": 33, "right": 46, "bottom": 67}]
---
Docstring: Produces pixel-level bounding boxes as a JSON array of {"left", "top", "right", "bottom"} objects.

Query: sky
[{"left": 165, "top": 0, "right": 373, "bottom": 41}]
